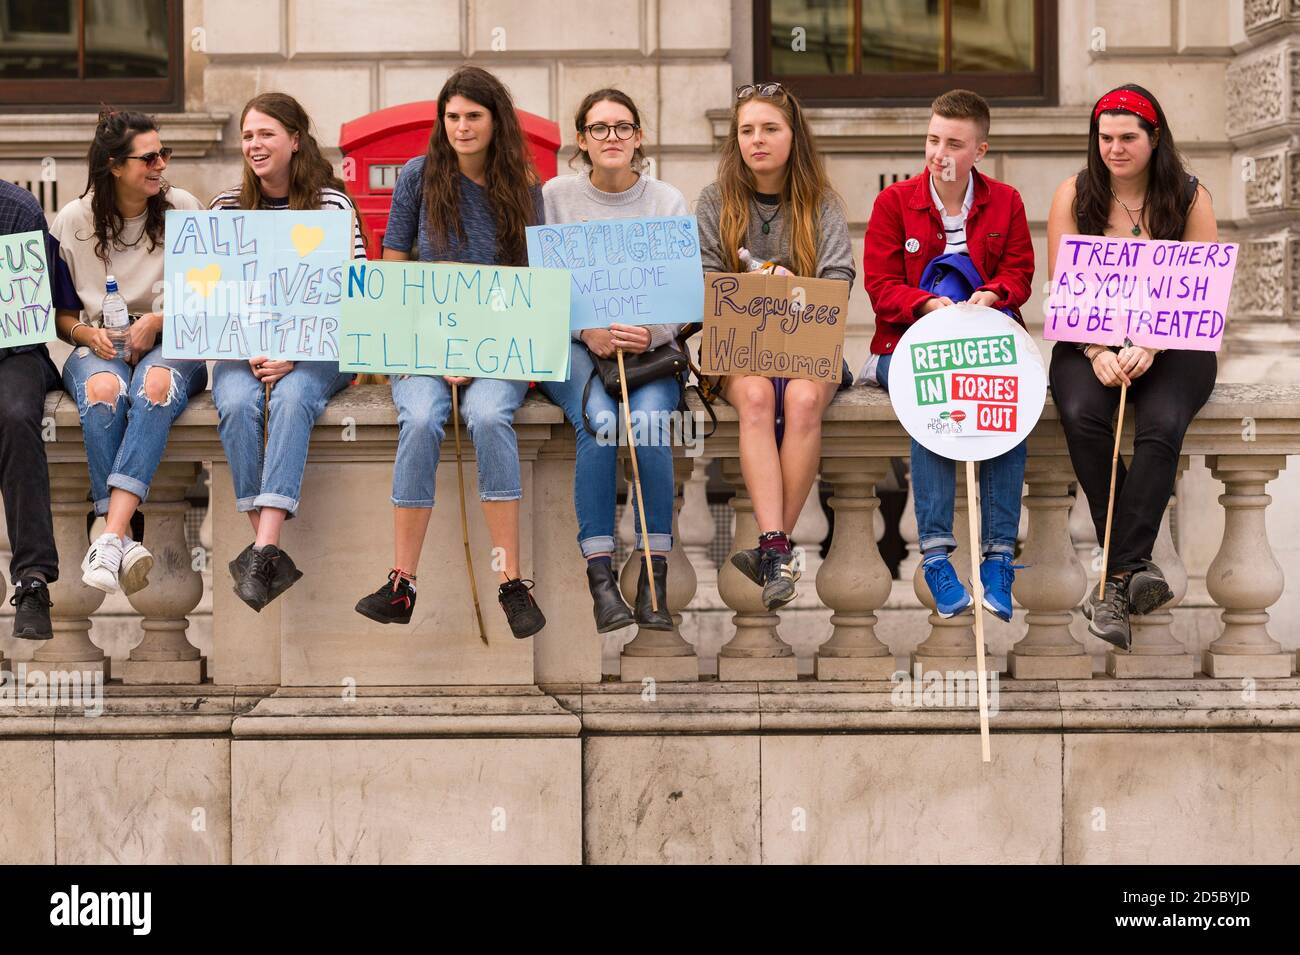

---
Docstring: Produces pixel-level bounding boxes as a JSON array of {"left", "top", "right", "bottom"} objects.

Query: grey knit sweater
[
  {"left": 541, "top": 171, "right": 691, "bottom": 349},
  {"left": 694, "top": 180, "right": 856, "bottom": 288}
]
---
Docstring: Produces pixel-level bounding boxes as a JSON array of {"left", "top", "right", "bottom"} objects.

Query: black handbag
[{"left": 590, "top": 344, "right": 687, "bottom": 398}]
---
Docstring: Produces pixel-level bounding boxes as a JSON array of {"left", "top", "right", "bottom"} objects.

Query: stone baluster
[
  {"left": 897, "top": 466, "right": 921, "bottom": 581},
  {"left": 619, "top": 455, "right": 699, "bottom": 682},
  {"left": 1107, "top": 460, "right": 1194, "bottom": 678},
  {"left": 1069, "top": 488, "right": 1100, "bottom": 584},
  {"left": 28, "top": 463, "right": 108, "bottom": 681},
  {"left": 814, "top": 457, "right": 896, "bottom": 680},
  {"left": 715, "top": 456, "right": 797, "bottom": 680},
  {"left": 121, "top": 462, "right": 206, "bottom": 684},
  {"left": 679, "top": 455, "right": 717, "bottom": 594},
  {"left": 792, "top": 479, "right": 828, "bottom": 582},
  {"left": 1203, "top": 454, "right": 1293, "bottom": 678},
  {"left": 910, "top": 469, "right": 992, "bottom": 676},
  {"left": 1007, "top": 456, "right": 1092, "bottom": 678}
]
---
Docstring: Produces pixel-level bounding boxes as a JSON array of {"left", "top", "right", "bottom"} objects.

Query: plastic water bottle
[
  {"left": 738, "top": 247, "right": 766, "bottom": 272},
  {"left": 101, "top": 275, "right": 129, "bottom": 358}
]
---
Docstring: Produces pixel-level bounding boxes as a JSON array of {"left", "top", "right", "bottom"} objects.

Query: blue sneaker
[
  {"left": 979, "top": 554, "right": 1023, "bottom": 622},
  {"left": 922, "top": 555, "right": 973, "bottom": 618}
]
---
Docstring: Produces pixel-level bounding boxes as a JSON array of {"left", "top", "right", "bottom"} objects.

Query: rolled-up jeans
[
  {"left": 212, "top": 359, "right": 352, "bottom": 514},
  {"left": 390, "top": 373, "right": 529, "bottom": 507},
  {"left": 62, "top": 343, "right": 207, "bottom": 516},
  {"left": 539, "top": 342, "right": 679, "bottom": 556},
  {"left": 875, "top": 351, "right": 1025, "bottom": 555}
]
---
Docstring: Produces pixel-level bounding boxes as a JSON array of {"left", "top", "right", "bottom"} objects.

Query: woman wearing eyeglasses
[
  {"left": 51, "top": 109, "right": 207, "bottom": 596},
  {"left": 695, "top": 82, "right": 855, "bottom": 611},
  {"left": 537, "top": 88, "right": 688, "bottom": 633}
]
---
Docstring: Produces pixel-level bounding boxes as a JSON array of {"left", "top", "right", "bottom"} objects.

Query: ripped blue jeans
[{"left": 62, "top": 344, "right": 207, "bottom": 516}]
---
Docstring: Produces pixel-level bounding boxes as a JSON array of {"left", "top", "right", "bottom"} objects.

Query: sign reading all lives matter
[
  {"left": 888, "top": 304, "right": 1047, "bottom": 462},
  {"left": 699, "top": 272, "right": 848, "bottom": 383},
  {"left": 1045, "top": 234, "right": 1237, "bottom": 351},
  {"left": 339, "top": 261, "right": 572, "bottom": 382},
  {"left": 163, "top": 209, "right": 350, "bottom": 361},
  {"left": 0, "top": 230, "right": 53, "bottom": 348},
  {"left": 526, "top": 215, "right": 703, "bottom": 330}
]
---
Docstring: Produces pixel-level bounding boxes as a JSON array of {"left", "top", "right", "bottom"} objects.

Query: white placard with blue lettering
[{"left": 526, "top": 215, "right": 703, "bottom": 330}]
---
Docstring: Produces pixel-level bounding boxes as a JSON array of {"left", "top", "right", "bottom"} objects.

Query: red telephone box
[{"left": 339, "top": 102, "right": 562, "bottom": 258}]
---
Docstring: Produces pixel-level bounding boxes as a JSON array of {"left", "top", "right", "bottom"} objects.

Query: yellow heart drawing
[
  {"left": 291, "top": 224, "right": 326, "bottom": 257},
  {"left": 186, "top": 264, "right": 221, "bottom": 298}
]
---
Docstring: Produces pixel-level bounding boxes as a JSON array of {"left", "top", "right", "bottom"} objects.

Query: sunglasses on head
[
  {"left": 735, "top": 82, "right": 785, "bottom": 101},
  {"left": 122, "top": 147, "right": 173, "bottom": 167}
]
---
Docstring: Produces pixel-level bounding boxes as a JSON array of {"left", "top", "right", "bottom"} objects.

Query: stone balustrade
[{"left": 11, "top": 381, "right": 1299, "bottom": 687}]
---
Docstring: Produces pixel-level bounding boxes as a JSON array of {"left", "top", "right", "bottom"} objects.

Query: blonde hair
[{"left": 715, "top": 87, "right": 836, "bottom": 277}]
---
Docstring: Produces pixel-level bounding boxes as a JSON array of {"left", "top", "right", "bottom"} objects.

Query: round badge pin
[{"left": 905, "top": 237, "right": 920, "bottom": 253}]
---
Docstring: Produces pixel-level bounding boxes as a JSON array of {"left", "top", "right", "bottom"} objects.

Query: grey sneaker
[
  {"left": 1082, "top": 576, "right": 1131, "bottom": 651},
  {"left": 730, "top": 547, "right": 763, "bottom": 586},
  {"left": 1128, "top": 560, "right": 1173, "bottom": 615},
  {"left": 759, "top": 550, "right": 798, "bottom": 610}
]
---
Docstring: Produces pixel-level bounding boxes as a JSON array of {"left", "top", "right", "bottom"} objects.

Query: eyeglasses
[
  {"left": 735, "top": 83, "right": 785, "bottom": 100},
  {"left": 582, "top": 122, "right": 639, "bottom": 141},
  {"left": 123, "top": 147, "right": 173, "bottom": 167}
]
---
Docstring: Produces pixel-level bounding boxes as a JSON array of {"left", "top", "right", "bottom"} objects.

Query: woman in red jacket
[{"left": 861, "top": 90, "right": 1035, "bottom": 621}]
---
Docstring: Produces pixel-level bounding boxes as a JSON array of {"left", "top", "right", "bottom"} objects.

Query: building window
[
  {"left": 0, "top": 0, "right": 182, "bottom": 110},
  {"left": 756, "top": 0, "right": 1056, "bottom": 106}
]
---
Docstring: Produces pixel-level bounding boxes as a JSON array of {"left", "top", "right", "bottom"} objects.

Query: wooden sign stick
[
  {"left": 452, "top": 383, "right": 489, "bottom": 646},
  {"left": 1096, "top": 381, "right": 1129, "bottom": 599},
  {"left": 965, "top": 459, "right": 992, "bottom": 763},
  {"left": 616, "top": 347, "right": 658, "bottom": 612}
]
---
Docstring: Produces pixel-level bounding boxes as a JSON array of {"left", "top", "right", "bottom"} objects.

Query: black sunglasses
[{"left": 123, "top": 147, "right": 173, "bottom": 167}]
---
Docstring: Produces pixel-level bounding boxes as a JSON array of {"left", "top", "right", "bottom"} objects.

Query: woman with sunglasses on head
[
  {"left": 351, "top": 66, "right": 547, "bottom": 639},
  {"left": 1047, "top": 84, "right": 1218, "bottom": 651},
  {"left": 208, "top": 92, "right": 365, "bottom": 612},
  {"left": 51, "top": 109, "right": 206, "bottom": 596},
  {"left": 537, "top": 88, "right": 687, "bottom": 633},
  {"left": 695, "top": 82, "right": 855, "bottom": 611}
]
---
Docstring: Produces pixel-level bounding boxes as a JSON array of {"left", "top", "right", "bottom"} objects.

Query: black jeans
[
  {"left": 0, "top": 349, "right": 61, "bottom": 583},
  {"left": 1049, "top": 341, "right": 1216, "bottom": 574}
]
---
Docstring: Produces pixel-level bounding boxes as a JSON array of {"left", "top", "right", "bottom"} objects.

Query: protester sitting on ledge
[
  {"left": 695, "top": 81, "right": 855, "bottom": 612},
  {"left": 1047, "top": 84, "right": 1218, "bottom": 650},
  {"left": 52, "top": 109, "right": 207, "bottom": 599},
  {"left": 0, "top": 180, "right": 81, "bottom": 640},
  {"left": 860, "top": 89, "right": 1036, "bottom": 623}
]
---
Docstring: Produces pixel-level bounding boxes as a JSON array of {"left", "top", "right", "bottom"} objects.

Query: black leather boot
[
  {"left": 635, "top": 555, "right": 673, "bottom": 631},
  {"left": 586, "top": 560, "right": 634, "bottom": 633}
]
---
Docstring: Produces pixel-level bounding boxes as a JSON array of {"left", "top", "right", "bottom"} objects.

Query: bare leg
[
  {"left": 723, "top": 375, "right": 784, "bottom": 531},
  {"left": 481, "top": 499, "right": 520, "bottom": 582},
  {"left": 103, "top": 488, "right": 141, "bottom": 540},
  {"left": 393, "top": 506, "right": 434, "bottom": 575},
  {"left": 777, "top": 379, "right": 838, "bottom": 532},
  {"left": 254, "top": 507, "right": 287, "bottom": 548}
]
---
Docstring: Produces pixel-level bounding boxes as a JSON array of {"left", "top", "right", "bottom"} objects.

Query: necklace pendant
[
  {"left": 762, "top": 222, "right": 770, "bottom": 235},
  {"left": 1131, "top": 225, "right": 1141, "bottom": 236}
]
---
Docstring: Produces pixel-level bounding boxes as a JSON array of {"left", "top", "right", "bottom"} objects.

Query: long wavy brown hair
[
  {"left": 81, "top": 108, "right": 173, "bottom": 263},
  {"left": 420, "top": 66, "right": 539, "bottom": 266},
  {"left": 715, "top": 85, "right": 835, "bottom": 277},
  {"left": 237, "top": 92, "right": 349, "bottom": 211},
  {"left": 1074, "top": 84, "right": 1197, "bottom": 241}
]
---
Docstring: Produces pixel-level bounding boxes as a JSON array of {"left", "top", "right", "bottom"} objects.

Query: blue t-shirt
[{"left": 382, "top": 155, "right": 542, "bottom": 266}]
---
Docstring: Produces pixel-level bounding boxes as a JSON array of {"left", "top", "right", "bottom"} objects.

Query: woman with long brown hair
[
  {"left": 210, "top": 92, "right": 364, "bottom": 612},
  {"left": 1047, "top": 84, "right": 1218, "bottom": 650},
  {"left": 352, "top": 66, "right": 547, "bottom": 639},
  {"left": 52, "top": 109, "right": 206, "bottom": 597},
  {"left": 695, "top": 82, "right": 855, "bottom": 611}
]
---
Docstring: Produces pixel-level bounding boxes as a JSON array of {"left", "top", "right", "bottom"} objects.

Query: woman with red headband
[{"left": 1046, "top": 84, "right": 1218, "bottom": 651}]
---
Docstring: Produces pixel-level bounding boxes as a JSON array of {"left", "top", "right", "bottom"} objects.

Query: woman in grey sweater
[
  {"left": 538, "top": 89, "right": 688, "bottom": 633},
  {"left": 695, "top": 82, "right": 855, "bottom": 611}
]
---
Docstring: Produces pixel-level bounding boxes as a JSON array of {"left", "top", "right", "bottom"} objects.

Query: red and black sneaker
[{"left": 355, "top": 570, "right": 417, "bottom": 625}]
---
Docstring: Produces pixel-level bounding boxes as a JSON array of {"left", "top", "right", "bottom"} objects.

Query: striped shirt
[
  {"left": 928, "top": 172, "right": 975, "bottom": 255},
  {"left": 208, "top": 186, "right": 368, "bottom": 259}
]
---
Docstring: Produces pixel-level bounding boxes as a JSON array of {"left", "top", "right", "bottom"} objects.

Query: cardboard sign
[
  {"left": 338, "top": 261, "right": 571, "bottom": 381},
  {"left": 1044, "top": 234, "right": 1237, "bottom": 352},
  {"left": 162, "top": 209, "right": 351, "bottom": 361},
  {"left": 526, "top": 215, "right": 703, "bottom": 330},
  {"left": 0, "top": 230, "right": 54, "bottom": 348},
  {"left": 888, "top": 304, "right": 1046, "bottom": 462},
  {"left": 698, "top": 271, "right": 848, "bottom": 383}
]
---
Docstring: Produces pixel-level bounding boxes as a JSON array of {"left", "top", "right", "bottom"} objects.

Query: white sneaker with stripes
[
  {"left": 81, "top": 533, "right": 124, "bottom": 594},
  {"left": 118, "top": 538, "right": 154, "bottom": 596}
]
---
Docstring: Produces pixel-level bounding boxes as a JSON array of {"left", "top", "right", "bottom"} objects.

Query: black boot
[
  {"left": 635, "top": 555, "right": 673, "bottom": 631},
  {"left": 586, "top": 560, "right": 634, "bottom": 633}
]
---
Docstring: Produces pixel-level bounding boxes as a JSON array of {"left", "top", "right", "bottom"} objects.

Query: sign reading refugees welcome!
[
  {"left": 1044, "top": 234, "right": 1237, "bottom": 352},
  {"left": 698, "top": 271, "right": 848, "bottom": 383}
]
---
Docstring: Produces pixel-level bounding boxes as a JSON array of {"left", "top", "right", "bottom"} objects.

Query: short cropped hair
[{"left": 931, "top": 89, "right": 991, "bottom": 141}]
